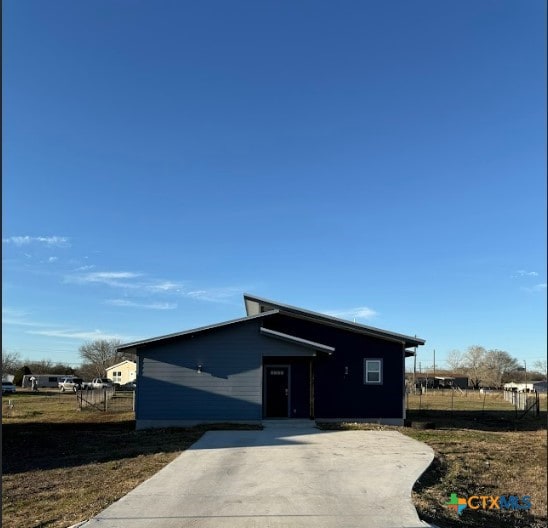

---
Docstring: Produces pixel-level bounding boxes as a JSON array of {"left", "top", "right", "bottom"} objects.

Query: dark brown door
[{"left": 265, "top": 366, "right": 289, "bottom": 417}]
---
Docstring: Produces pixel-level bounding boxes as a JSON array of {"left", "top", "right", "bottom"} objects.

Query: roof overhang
[
  {"left": 105, "top": 360, "right": 137, "bottom": 371},
  {"left": 245, "top": 294, "right": 425, "bottom": 349},
  {"left": 117, "top": 310, "right": 280, "bottom": 351},
  {"left": 260, "top": 327, "right": 335, "bottom": 356}
]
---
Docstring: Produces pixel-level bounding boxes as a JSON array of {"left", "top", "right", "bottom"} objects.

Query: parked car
[
  {"left": 118, "top": 381, "right": 136, "bottom": 391},
  {"left": 58, "top": 377, "right": 84, "bottom": 392},
  {"left": 2, "top": 381, "right": 17, "bottom": 394},
  {"left": 89, "top": 378, "right": 114, "bottom": 389}
]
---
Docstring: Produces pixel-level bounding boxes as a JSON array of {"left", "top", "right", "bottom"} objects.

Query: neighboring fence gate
[
  {"left": 77, "top": 387, "right": 115, "bottom": 411},
  {"left": 504, "top": 390, "right": 540, "bottom": 416}
]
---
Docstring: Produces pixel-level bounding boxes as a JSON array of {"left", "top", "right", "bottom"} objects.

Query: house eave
[
  {"left": 117, "top": 310, "right": 280, "bottom": 351},
  {"left": 259, "top": 327, "right": 335, "bottom": 355},
  {"left": 244, "top": 294, "right": 425, "bottom": 348}
]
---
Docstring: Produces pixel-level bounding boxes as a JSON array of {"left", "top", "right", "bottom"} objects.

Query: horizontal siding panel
[{"left": 138, "top": 320, "right": 267, "bottom": 421}]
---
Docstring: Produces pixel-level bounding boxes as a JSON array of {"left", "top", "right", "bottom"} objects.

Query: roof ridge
[{"left": 243, "top": 293, "right": 425, "bottom": 346}]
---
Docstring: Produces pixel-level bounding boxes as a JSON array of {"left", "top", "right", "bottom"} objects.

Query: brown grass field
[{"left": 2, "top": 389, "right": 547, "bottom": 528}]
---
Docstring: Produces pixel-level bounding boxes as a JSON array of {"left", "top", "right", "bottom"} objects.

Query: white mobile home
[{"left": 22, "top": 374, "right": 74, "bottom": 388}]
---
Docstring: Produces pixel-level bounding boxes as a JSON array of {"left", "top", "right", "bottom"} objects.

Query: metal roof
[
  {"left": 244, "top": 294, "right": 425, "bottom": 348},
  {"left": 117, "top": 310, "right": 280, "bottom": 351}
]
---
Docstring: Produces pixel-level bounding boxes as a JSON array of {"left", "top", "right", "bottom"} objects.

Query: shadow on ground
[
  {"left": 1, "top": 421, "right": 260, "bottom": 474},
  {"left": 406, "top": 409, "right": 547, "bottom": 432}
]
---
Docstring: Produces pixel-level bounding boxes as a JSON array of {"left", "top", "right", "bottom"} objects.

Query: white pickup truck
[{"left": 82, "top": 378, "right": 114, "bottom": 389}]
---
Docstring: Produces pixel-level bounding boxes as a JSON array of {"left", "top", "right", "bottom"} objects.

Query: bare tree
[
  {"left": 77, "top": 362, "right": 102, "bottom": 381},
  {"left": 2, "top": 349, "right": 21, "bottom": 376},
  {"left": 24, "top": 359, "right": 76, "bottom": 375},
  {"left": 78, "top": 339, "right": 123, "bottom": 377},
  {"left": 463, "top": 345, "right": 487, "bottom": 389},
  {"left": 25, "top": 359, "right": 54, "bottom": 374},
  {"left": 481, "top": 349, "right": 519, "bottom": 388},
  {"left": 533, "top": 359, "right": 547, "bottom": 381},
  {"left": 446, "top": 349, "right": 464, "bottom": 372}
]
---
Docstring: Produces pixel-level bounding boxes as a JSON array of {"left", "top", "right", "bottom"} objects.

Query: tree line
[
  {"left": 2, "top": 339, "right": 135, "bottom": 385},
  {"left": 445, "top": 346, "right": 547, "bottom": 389}
]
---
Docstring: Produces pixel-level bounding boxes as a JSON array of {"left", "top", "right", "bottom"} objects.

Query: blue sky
[{"left": 3, "top": 0, "right": 546, "bottom": 370}]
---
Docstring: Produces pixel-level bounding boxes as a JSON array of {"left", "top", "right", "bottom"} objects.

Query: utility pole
[
  {"left": 413, "top": 347, "right": 417, "bottom": 387},
  {"left": 433, "top": 349, "right": 436, "bottom": 379},
  {"left": 524, "top": 360, "right": 527, "bottom": 392}
]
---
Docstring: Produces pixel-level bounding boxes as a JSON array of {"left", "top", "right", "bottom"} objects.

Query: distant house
[
  {"left": 106, "top": 360, "right": 136, "bottom": 385},
  {"left": 504, "top": 381, "right": 547, "bottom": 393},
  {"left": 117, "top": 294, "right": 425, "bottom": 429},
  {"left": 412, "top": 375, "right": 469, "bottom": 390}
]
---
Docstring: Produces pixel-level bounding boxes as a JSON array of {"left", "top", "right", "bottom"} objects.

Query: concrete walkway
[{"left": 80, "top": 425, "right": 434, "bottom": 528}]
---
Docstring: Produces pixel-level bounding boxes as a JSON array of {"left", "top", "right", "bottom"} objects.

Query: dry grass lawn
[
  {"left": 3, "top": 389, "right": 547, "bottom": 528},
  {"left": 2, "top": 391, "right": 258, "bottom": 528}
]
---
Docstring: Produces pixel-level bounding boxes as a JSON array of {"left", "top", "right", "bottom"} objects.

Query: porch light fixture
[
  {"left": 344, "top": 366, "right": 349, "bottom": 375},
  {"left": 196, "top": 364, "right": 203, "bottom": 374}
]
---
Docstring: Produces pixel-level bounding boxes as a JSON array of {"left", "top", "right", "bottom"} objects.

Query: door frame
[{"left": 263, "top": 364, "right": 291, "bottom": 418}]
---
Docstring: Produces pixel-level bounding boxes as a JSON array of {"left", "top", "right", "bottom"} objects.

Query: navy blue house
[{"left": 118, "top": 295, "right": 425, "bottom": 429}]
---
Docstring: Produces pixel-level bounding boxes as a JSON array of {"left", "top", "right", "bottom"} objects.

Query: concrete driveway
[{"left": 80, "top": 424, "right": 434, "bottom": 528}]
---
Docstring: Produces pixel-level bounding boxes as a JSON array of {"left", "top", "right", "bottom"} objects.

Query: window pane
[
  {"left": 368, "top": 371, "right": 380, "bottom": 382},
  {"left": 364, "top": 359, "right": 382, "bottom": 384}
]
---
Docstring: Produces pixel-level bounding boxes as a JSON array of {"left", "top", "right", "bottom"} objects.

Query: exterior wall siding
[
  {"left": 263, "top": 315, "right": 405, "bottom": 420},
  {"left": 135, "top": 311, "right": 411, "bottom": 427},
  {"left": 136, "top": 318, "right": 320, "bottom": 424},
  {"left": 106, "top": 361, "right": 136, "bottom": 385}
]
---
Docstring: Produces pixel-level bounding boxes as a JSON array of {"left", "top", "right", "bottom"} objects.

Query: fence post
[
  {"left": 451, "top": 389, "right": 454, "bottom": 415},
  {"left": 132, "top": 389, "right": 136, "bottom": 412},
  {"left": 515, "top": 392, "right": 518, "bottom": 418}
]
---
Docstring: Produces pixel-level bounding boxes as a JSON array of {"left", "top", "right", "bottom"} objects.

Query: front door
[{"left": 264, "top": 366, "right": 289, "bottom": 417}]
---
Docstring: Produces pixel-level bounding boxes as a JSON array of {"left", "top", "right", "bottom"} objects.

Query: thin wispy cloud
[
  {"left": 2, "top": 310, "right": 65, "bottom": 329},
  {"left": 3, "top": 307, "right": 136, "bottom": 343},
  {"left": 106, "top": 299, "right": 177, "bottom": 310},
  {"left": 147, "top": 281, "right": 183, "bottom": 293},
  {"left": 2, "top": 236, "right": 70, "bottom": 247},
  {"left": 83, "top": 271, "right": 142, "bottom": 281},
  {"left": 522, "top": 283, "right": 547, "bottom": 293},
  {"left": 27, "top": 328, "right": 134, "bottom": 341},
  {"left": 186, "top": 287, "right": 243, "bottom": 303},
  {"left": 75, "top": 265, "right": 95, "bottom": 271},
  {"left": 325, "top": 306, "right": 378, "bottom": 321},
  {"left": 2, "top": 318, "right": 53, "bottom": 328},
  {"left": 48, "top": 257, "right": 58, "bottom": 263},
  {"left": 515, "top": 270, "right": 539, "bottom": 277},
  {"left": 2, "top": 307, "right": 29, "bottom": 318},
  {"left": 66, "top": 271, "right": 143, "bottom": 288},
  {"left": 66, "top": 268, "right": 245, "bottom": 305}
]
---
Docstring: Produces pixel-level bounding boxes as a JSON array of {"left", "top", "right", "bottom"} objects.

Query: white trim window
[{"left": 364, "top": 359, "right": 382, "bottom": 385}]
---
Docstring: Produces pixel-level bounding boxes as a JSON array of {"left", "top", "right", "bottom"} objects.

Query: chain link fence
[
  {"left": 405, "top": 387, "right": 545, "bottom": 421},
  {"left": 2, "top": 388, "right": 134, "bottom": 419}
]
